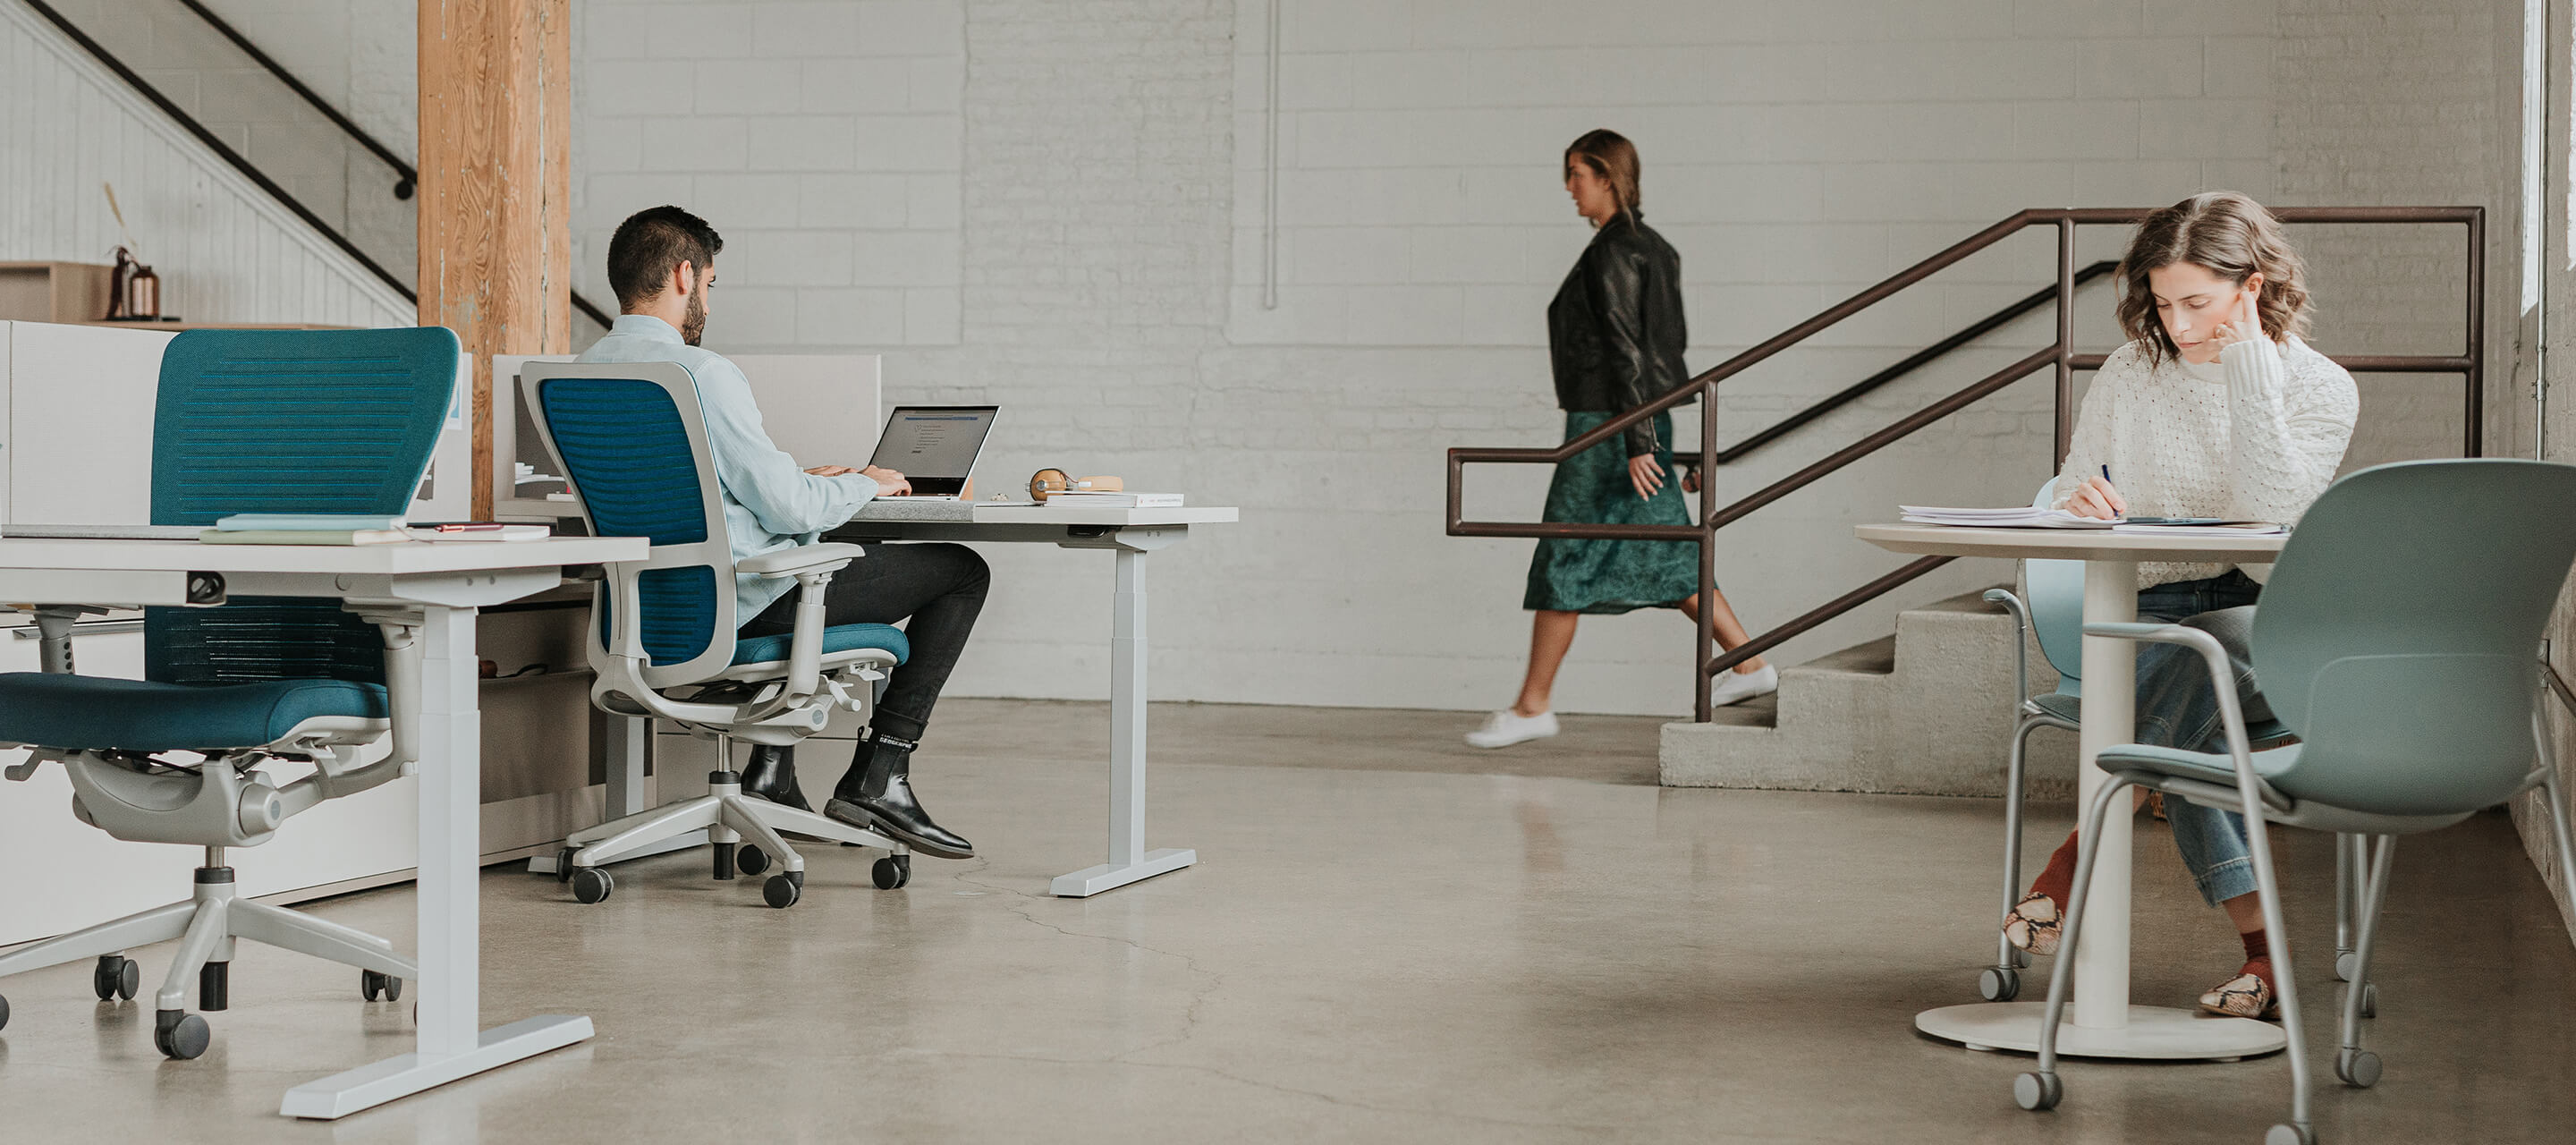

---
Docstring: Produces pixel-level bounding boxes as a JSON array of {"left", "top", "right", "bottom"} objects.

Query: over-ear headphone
[{"left": 1027, "top": 468, "right": 1123, "bottom": 502}]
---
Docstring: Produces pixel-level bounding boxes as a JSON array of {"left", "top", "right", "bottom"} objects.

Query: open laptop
[{"left": 866, "top": 405, "right": 999, "bottom": 498}]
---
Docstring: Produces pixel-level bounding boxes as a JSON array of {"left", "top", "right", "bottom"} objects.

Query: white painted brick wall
[
  {"left": 13, "top": 0, "right": 2522, "bottom": 718},
  {"left": 572, "top": 0, "right": 965, "bottom": 348}
]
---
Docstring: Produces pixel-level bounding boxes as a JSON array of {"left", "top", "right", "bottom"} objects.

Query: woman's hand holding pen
[
  {"left": 1628, "top": 454, "right": 1665, "bottom": 500},
  {"left": 2066, "top": 472, "right": 2127, "bottom": 520}
]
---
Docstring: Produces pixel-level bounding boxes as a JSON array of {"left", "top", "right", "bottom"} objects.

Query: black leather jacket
[{"left": 1546, "top": 214, "right": 1688, "bottom": 457}]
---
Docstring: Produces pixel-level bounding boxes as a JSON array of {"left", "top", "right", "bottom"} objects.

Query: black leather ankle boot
[
  {"left": 739, "top": 745, "right": 810, "bottom": 813},
  {"left": 825, "top": 734, "right": 973, "bottom": 859}
]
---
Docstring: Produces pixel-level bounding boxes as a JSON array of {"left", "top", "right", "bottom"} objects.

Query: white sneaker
[
  {"left": 1709, "top": 664, "right": 1779, "bottom": 708},
  {"left": 1465, "top": 708, "right": 1559, "bottom": 749}
]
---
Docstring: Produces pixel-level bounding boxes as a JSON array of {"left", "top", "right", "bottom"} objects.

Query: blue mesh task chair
[
  {"left": 2011, "top": 459, "right": 2576, "bottom": 1145},
  {"left": 521, "top": 360, "right": 911, "bottom": 909},
  {"left": 0, "top": 328, "right": 459, "bottom": 1060}
]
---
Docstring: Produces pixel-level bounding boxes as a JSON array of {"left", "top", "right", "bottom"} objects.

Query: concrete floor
[{"left": 3, "top": 698, "right": 2573, "bottom": 1143}]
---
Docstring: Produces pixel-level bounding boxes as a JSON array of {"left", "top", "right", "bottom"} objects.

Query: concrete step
[{"left": 1661, "top": 588, "right": 2080, "bottom": 797}]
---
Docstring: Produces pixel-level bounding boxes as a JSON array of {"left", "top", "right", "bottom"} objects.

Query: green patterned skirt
[{"left": 1522, "top": 411, "right": 1703, "bottom": 614}]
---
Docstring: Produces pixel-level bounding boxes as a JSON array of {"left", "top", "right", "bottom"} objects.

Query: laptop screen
[{"left": 865, "top": 406, "right": 998, "bottom": 496}]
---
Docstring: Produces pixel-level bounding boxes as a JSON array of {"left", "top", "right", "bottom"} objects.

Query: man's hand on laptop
[{"left": 806, "top": 463, "right": 910, "bottom": 496}]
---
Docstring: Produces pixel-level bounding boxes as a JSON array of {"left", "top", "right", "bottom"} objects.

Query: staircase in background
[
  {"left": 17, "top": 0, "right": 611, "bottom": 332},
  {"left": 1663, "top": 589, "right": 2079, "bottom": 796},
  {"left": 1449, "top": 206, "right": 2486, "bottom": 794}
]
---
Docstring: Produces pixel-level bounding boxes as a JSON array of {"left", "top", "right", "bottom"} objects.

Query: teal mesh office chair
[
  {"left": 521, "top": 360, "right": 910, "bottom": 910},
  {"left": 0, "top": 327, "right": 458, "bottom": 1060},
  {"left": 2012, "top": 459, "right": 2576, "bottom": 1145}
]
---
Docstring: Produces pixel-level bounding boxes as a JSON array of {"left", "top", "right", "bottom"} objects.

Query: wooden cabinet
[{"left": 0, "top": 262, "right": 113, "bottom": 325}]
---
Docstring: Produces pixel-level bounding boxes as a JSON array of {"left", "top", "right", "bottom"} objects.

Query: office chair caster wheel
[
  {"left": 95, "top": 955, "right": 139, "bottom": 1001},
  {"left": 361, "top": 971, "right": 402, "bottom": 1003},
  {"left": 2359, "top": 983, "right": 2376, "bottom": 1018},
  {"left": 1979, "top": 966, "right": 2020, "bottom": 1002},
  {"left": 763, "top": 871, "right": 802, "bottom": 909},
  {"left": 873, "top": 854, "right": 911, "bottom": 890},
  {"left": 2013, "top": 1072, "right": 2061, "bottom": 1111},
  {"left": 555, "top": 847, "right": 579, "bottom": 884},
  {"left": 572, "top": 867, "right": 614, "bottom": 904},
  {"left": 2265, "top": 1124, "right": 2315, "bottom": 1145},
  {"left": 154, "top": 1010, "right": 209, "bottom": 1060},
  {"left": 2335, "top": 1047, "right": 2381, "bottom": 1088},
  {"left": 2334, "top": 950, "right": 2358, "bottom": 982},
  {"left": 737, "top": 844, "right": 770, "bottom": 876}
]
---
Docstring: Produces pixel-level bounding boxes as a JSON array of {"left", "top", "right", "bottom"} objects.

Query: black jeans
[{"left": 739, "top": 541, "right": 988, "bottom": 742}]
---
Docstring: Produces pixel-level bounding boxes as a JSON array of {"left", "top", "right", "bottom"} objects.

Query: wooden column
[{"left": 419, "top": 0, "right": 572, "bottom": 520}]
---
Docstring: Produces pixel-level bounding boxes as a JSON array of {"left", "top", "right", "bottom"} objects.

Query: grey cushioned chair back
[
  {"left": 518, "top": 360, "right": 741, "bottom": 688},
  {"left": 2253, "top": 459, "right": 2576, "bottom": 815},
  {"left": 146, "top": 327, "right": 461, "bottom": 686},
  {"left": 2024, "top": 478, "right": 2085, "bottom": 688}
]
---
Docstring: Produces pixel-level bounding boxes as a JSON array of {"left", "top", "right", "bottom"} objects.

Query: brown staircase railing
[{"left": 1446, "top": 206, "right": 2485, "bottom": 721}]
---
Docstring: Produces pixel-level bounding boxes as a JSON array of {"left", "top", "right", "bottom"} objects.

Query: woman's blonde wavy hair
[{"left": 2114, "top": 191, "right": 2311, "bottom": 366}]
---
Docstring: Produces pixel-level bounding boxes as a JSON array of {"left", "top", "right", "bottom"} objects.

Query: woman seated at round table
[{"left": 2002, "top": 191, "right": 2357, "bottom": 1020}]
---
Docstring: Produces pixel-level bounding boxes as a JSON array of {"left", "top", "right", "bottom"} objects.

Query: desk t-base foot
[
  {"left": 1052, "top": 847, "right": 1195, "bottom": 897},
  {"left": 279, "top": 1014, "right": 594, "bottom": 1119},
  {"left": 1916, "top": 1002, "right": 2284, "bottom": 1061}
]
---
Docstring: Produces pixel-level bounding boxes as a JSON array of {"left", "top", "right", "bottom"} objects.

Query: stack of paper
[
  {"left": 201, "top": 513, "right": 411, "bottom": 546},
  {"left": 1899, "top": 505, "right": 2112, "bottom": 530},
  {"left": 1046, "top": 491, "right": 1184, "bottom": 508},
  {"left": 2110, "top": 522, "right": 2286, "bottom": 537}
]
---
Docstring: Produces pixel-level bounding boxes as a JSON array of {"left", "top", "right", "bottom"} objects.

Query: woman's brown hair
[
  {"left": 1563, "top": 129, "right": 1641, "bottom": 222},
  {"left": 2114, "top": 191, "right": 2311, "bottom": 365}
]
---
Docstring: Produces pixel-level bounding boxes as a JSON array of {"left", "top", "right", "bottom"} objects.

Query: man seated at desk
[{"left": 577, "top": 205, "right": 984, "bottom": 860}]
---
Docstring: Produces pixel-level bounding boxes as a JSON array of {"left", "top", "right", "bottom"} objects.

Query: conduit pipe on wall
[{"left": 1263, "top": 0, "right": 1281, "bottom": 310}]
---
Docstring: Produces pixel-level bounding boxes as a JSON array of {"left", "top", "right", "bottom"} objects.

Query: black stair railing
[
  {"left": 29, "top": 0, "right": 615, "bottom": 330},
  {"left": 1448, "top": 206, "right": 2485, "bottom": 721}
]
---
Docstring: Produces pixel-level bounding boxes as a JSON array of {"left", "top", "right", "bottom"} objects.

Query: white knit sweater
[{"left": 2052, "top": 334, "right": 2359, "bottom": 589}]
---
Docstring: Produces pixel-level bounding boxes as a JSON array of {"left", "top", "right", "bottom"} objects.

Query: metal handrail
[
  {"left": 24, "top": 0, "right": 413, "bottom": 304},
  {"left": 1676, "top": 259, "right": 2120, "bottom": 471},
  {"left": 1446, "top": 205, "right": 2487, "bottom": 720},
  {"left": 173, "top": 0, "right": 416, "bottom": 200},
  {"left": 32, "top": 0, "right": 617, "bottom": 331}
]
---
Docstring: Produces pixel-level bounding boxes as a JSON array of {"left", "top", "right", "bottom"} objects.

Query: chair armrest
[
  {"left": 2081, "top": 621, "right": 2277, "bottom": 816},
  {"left": 1985, "top": 589, "right": 2030, "bottom": 702},
  {"left": 737, "top": 543, "right": 865, "bottom": 579}
]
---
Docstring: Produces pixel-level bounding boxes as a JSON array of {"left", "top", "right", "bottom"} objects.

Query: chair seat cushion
[
  {"left": 0, "top": 674, "right": 388, "bottom": 751},
  {"left": 2024, "top": 691, "right": 2293, "bottom": 747},
  {"left": 730, "top": 623, "right": 910, "bottom": 667},
  {"left": 2097, "top": 742, "right": 2302, "bottom": 811}
]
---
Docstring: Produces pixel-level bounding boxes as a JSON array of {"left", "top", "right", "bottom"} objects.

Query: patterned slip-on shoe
[
  {"left": 2004, "top": 892, "right": 2063, "bottom": 957},
  {"left": 2198, "top": 967, "right": 2280, "bottom": 1019}
]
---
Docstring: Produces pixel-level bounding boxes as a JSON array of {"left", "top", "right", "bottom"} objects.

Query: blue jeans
[{"left": 2131, "top": 570, "right": 2267, "bottom": 907}]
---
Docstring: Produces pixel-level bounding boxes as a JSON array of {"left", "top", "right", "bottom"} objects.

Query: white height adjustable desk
[
  {"left": 1857, "top": 523, "right": 2292, "bottom": 1063},
  {"left": 0, "top": 535, "right": 646, "bottom": 1118},
  {"left": 831, "top": 502, "right": 1239, "bottom": 896}
]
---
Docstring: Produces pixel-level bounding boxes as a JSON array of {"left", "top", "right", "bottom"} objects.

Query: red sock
[
  {"left": 2240, "top": 929, "right": 2274, "bottom": 988},
  {"left": 2027, "top": 829, "right": 2081, "bottom": 904}
]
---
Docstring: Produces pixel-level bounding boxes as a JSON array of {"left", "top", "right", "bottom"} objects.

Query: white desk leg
[
  {"left": 1912, "top": 558, "right": 2282, "bottom": 1061},
  {"left": 2072, "top": 559, "right": 2137, "bottom": 1030},
  {"left": 1051, "top": 545, "right": 1195, "bottom": 897},
  {"left": 281, "top": 605, "right": 593, "bottom": 1119}
]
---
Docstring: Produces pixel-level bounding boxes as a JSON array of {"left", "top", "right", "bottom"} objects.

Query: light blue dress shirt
[{"left": 576, "top": 314, "right": 878, "bottom": 623}]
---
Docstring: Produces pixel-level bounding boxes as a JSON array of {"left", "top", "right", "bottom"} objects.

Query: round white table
[{"left": 1856, "top": 523, "right": 2291, "bottom": 1061}]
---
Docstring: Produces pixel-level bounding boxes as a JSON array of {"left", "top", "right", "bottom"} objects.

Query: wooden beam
[{"left": 418, "top": 0, "right": 572, "bottom": 520}]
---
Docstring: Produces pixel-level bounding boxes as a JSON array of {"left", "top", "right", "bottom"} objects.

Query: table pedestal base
[{"left": 1917, "top": 1003, "right": 2284, "bottom": 1061}]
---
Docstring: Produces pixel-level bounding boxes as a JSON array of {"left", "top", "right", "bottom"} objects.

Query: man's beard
[{"left": 680, "top": 287, "right": 708, "bottom": 346}]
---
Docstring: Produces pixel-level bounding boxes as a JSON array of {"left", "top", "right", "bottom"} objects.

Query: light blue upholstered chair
[
  {"left": 0, "top": 327, "right": 459, "bottom": 1060},
  {"left": 521, "top": 360, "right": 911, "bottom": 909},
  {"left": 2012, "top": 459, "right": 2576, "bottom": 1145},
  {"left": 1979, "top": 478, "right": 2300, "bottom": 1002}
]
